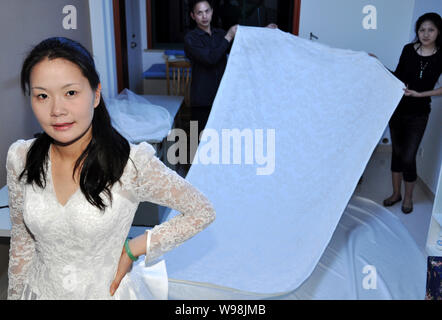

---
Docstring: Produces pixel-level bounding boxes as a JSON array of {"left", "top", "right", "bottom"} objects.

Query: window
[{"left": 147, "top": 0, "right": 297, "bottom": 49}]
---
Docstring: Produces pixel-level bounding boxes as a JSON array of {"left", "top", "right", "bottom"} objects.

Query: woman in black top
[{"left": 383, "top": 12, "right": 442, "bottom": 214}]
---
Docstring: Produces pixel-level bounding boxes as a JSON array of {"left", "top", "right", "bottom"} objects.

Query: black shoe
[
  {"left": 383, "top": 196, "right": 402, "bottom": 207},
  {"left": 401, "top": 201, "right": 413, "bottom": 214}
]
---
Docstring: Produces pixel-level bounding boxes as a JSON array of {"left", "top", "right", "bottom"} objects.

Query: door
[{"left": 125, "top": 0, "right": 143, "bottom": 94}]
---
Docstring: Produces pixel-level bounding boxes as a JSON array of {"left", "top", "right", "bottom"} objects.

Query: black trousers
[
  {"left": 191, "top": 106, "right": 212, "bottom": 140},
  {"left": 389, "top": 111, "right": 429, "bottom": 182}
]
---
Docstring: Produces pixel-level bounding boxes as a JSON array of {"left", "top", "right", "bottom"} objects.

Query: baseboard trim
[
  {"left": 374, "top": 144, "right": 392, "bottom": 153},
  {"left": 417, "top": 176, "right": 435, "bottom": 202}
]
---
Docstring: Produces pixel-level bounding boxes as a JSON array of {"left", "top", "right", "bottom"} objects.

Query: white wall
[
  {"left": 0, "top": 0, "right": 93, "bottom": 186},
  {"left": 412, "top": 0, "right": 442, "bottom": 194},
  {"left": 299, "top": 0, "right": 416, "bottom": 146},
  {"left": 299, "top": 0, "right": 416, "bottom": 70}
]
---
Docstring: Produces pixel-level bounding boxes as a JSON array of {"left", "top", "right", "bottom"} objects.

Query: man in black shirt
[{"left": 184, "top": 0, "right": 238, "bottom": 140}]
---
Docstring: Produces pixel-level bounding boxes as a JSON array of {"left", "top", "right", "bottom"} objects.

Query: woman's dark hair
[
  {"left": 20, "top": 37, "right": 130, "bottom": 210},
  {"left": 414, "top": 12, "right": 442, "bottom": 48}
]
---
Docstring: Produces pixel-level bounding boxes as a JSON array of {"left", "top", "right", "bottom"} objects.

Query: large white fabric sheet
[
  {"left": 163, "top": 26, "right": 406, "bottom": 294},
  {"left": 166, "top": 197, "right": 426, "bottom": 299}
]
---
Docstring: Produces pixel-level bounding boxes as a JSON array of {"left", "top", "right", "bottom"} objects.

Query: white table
[
  {"left": 132, "top": 95, "right": 184, "bottom": 227},
  {"left": 142, "top": 94, "right": 183, "bottom": 128},
  {"left": 137, "top": 94, "right": 184, "bottom": 165},
  {"left": 0, "top": 186, "right": 10, "bottom": 238}
]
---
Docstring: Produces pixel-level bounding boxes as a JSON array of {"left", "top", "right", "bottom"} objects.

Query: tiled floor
[
  {"left": 0, "top": 147, "right": 435, "bottom": 299},
  {"left": 353, "top": 148, "right": 434, "bottom": 255}
]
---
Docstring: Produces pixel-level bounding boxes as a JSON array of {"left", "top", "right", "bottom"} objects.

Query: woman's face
[
  {"left": 29, "top": 58, "right": 100, "bottom": 145},
  {"left": 418, "top": 20, "right": 439, "bottom": 47}
]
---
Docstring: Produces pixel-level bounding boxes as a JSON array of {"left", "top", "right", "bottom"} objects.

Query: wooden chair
[
  {"left": 165, "top": 57, "right": 192, "bottom": 166},
  {"left": 165, "top": 57, "right": 192, "bottom": 107}
]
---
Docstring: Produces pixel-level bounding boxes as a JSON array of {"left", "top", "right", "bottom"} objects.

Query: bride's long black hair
[{"left": 20, "top": 37, "right": 130, "bottom": 210}]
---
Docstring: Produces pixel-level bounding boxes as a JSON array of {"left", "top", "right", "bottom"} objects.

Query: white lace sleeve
[
  {"left": 6, "top": 140, "right": 35, "bottom": 300},
  {"left": 128, "top": 142, "right": 216, "bottom": 263}
]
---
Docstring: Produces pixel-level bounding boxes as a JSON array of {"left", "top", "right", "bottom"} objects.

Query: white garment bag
[{"left": 106, "top": 89, "right": 171, "bottom": 144}]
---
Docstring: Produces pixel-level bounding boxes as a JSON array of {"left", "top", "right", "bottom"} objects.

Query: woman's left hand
[
  {"left": 109, "top": 243, "right": 134, "bottom": 296},
  {"left": 404, "top": 88, "right": 422, "bottom": 97}
]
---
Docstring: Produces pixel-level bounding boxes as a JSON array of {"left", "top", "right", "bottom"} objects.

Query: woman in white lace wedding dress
[{"left": 7, "top": 37, "right": 215, "bottom": 300}]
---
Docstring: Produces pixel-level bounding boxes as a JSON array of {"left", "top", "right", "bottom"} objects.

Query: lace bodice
[{"left": 6, "top": 139, "right": 215, "bottom": 299}]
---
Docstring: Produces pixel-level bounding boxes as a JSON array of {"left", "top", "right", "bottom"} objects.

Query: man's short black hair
[{"left": 189, "top": 0, "right": 213, "bottom": 13}]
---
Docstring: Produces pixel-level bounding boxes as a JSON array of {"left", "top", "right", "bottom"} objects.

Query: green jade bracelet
[{"left": 124, "top": 238, "right": 138, "bottom": 262}]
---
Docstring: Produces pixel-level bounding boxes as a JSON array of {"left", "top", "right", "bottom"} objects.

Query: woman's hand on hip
[{"left": 110, "top": 242, "right": 134, "bottom": 296}]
